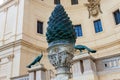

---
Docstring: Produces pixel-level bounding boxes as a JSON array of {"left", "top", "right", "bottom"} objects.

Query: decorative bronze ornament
[
  {"left": 26, "top": 53, "right": 43, "bottom": 68},
  {"left": 84, "top": 0, "right": 103, "bottom": 18}
]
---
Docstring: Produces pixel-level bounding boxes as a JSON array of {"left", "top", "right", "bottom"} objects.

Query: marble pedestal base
[
  {"left": 72, "top": 53, "right": 98, "bottom": 80},
  {"left": 28, "top": 64, "right": 46, "bottom": 80}
]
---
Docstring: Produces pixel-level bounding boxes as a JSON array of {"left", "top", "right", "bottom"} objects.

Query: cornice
[
  {"left": 0, "top": 0, "right": 13, "bottom": 8},
  {"left": 32, "top": 0, "right": 86, "bottom": 11},
  {"left": 0, "top": 39, "right": 47, "bottom": 52},
  {"left": 94, "top": 39, "right": 120, "bottom": 50},
  {"left": 32, "top": 0, "right": 54, "bottom": 10},
  {"left": 10, "top": 74, "right": 29, "bottom": 80},
  {"left": 0, "top": 39, "right": 120, "bottom": 53},
  {"left": 0, "top": 0, "right": 19, "bottom": 12}
]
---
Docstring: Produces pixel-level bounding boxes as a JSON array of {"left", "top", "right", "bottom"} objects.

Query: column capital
[
  {"left": 7, "top": 54, "right": 14, "bottom": 61},
  {"left": 4, "top": 7, "right": 8, "bottom": 12},
  {"left": 14, "top": 0, "right": 19, "bottom": 6}
]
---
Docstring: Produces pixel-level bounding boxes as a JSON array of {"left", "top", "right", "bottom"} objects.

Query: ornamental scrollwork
[
  {"left": 48, "top": 50, "right": 73, "bottom": 68},
  {"left": 84, "top": 0, "right": 103, "bottom": 18}
]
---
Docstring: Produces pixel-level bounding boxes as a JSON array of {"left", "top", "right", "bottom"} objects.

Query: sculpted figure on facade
[{"left": 85, "top": 0, "right": 102, "bottom": 18}]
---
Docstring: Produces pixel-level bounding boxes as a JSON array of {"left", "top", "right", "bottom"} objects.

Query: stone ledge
[
  {"left": 0, "top": 39, "right": 46, "bottom": 52},
  {"left": 10, "top": 74, "right": 29, "bottom": 79},
  {"left": 72, "top": 53, "right": 95, "bottom": 63},
  {"left": 0, "top": 0, "right": 14, "bottom": 9},
  {"left": 28, "top": 64, "right": 47, "bottom": 72}
]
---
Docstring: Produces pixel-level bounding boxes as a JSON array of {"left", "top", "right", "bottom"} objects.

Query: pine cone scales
[{"left": 46, "top": 4, "right": 76, "bottom": 45}]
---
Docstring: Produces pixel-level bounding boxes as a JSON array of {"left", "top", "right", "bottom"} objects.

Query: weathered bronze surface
[
  {"left": 74, "top": 45, "right": 96, "bottom": 53},
  {"left": 46, "top": 4, "right": 76, "bottom": 46},
  {"left": 26, "top": 53, "right": 43, "bottom": 68}
]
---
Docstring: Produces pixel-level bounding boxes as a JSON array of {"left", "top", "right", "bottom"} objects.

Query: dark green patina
[
  {"left": 46, "top": 4, "right": 76, "bottom": 45},
  {"left": 74, "top": 45, "right": 96, "bottom": 53},
  {"left": 26, "top": 54, "right": 43, "bottom": 68}
]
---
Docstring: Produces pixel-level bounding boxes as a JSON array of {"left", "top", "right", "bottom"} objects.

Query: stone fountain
[{"left": 46, "top": 4, "right": 77, "bottom": 80}]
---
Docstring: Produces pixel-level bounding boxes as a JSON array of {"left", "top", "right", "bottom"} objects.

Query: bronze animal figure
[
  {"left": 26, "top": 53, "right": 43, "bottom": 68},
  {"left": 74, "top": 45, "right": 96, "bottom": 53}
]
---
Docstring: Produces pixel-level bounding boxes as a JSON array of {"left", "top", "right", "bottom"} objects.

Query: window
[
  {"left": 54, "top": 0, "right": 60, "bottom": 5},
  {"left": 113, "top": 9, "right": 120, "bottom": 25},
  {"left": 104, "top": 64, "right": 108, "bottom": 67},
  {"left": 71, "top": 0, "right": 78, "bottom": 5},
  {"left": 37, "top": 21, "right": 43, "bottom": 34},
  {"left": 74, "top": 25, "right": 83, "bottom": 37},
  {"left": 94, "top": 19, "right": 103, "bottom": 33}
]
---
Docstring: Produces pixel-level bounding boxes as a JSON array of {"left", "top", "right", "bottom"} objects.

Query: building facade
[{"left": 0, "top": 0, "right": 120, "bottom": 80}]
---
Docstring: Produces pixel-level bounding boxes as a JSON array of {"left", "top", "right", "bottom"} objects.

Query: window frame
[
  {"left": 94, "top": 19, "right": 103, "bottom": 33},
  {"left": 37, "top": 20, "right": 43, "bottom": 34},
  {"left": 54, "top": 0, "right": 60, "bottom": 5},
  {"left": 71, "top": 0, "right": 78, "bottom": 5},
  {"left": 74, "top": 24, "right": 83, "bottom": 37},
  {"left": 113, "top": 9, "right": 120, "bottom": 25}
]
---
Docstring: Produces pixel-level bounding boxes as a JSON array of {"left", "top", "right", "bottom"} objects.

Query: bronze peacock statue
[
  {"left": 74, "top": 45, "right": 96, "bottom": 53},
  {"left": 26, "top": 53, "right": 43, "bottom": 68}
]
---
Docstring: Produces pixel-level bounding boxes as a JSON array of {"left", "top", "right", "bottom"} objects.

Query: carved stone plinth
[
  {"left": 28, "top": 64, "right": 46, "bottom": 80},
  {"left": 72, "top": 53, "right": 98, "bottom": 80},
  {"left": 47, "top": 44, "right": 74, "bottom": 80}
]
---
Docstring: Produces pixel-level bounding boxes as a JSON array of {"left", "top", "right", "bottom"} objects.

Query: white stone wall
[
  {"left": 0, "top": 0, "right": 24, "bottom": 46},
  {"left": 95, "top": 56, "right": 120, "bottom": 80},
  {"left": 0, "top": 46, "right": 21, "bottom": 80}
]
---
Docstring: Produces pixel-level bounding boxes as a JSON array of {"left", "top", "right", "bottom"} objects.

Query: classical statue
[
  {"left": 74, "top": 45, "right": 96, "bottom": 53},
  {"left": 84, "top": 0, "right": 102, "bottom": 18},
  {"left": 26, "top": 53, "right": 43, "bottom": 68}
]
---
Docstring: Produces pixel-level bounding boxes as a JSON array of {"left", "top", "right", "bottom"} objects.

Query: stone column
[
  {"left": 47, "top": 44, "right": 74, "bottom": 80},
  {"left": 28, "top": 64, "right": 46, "bottom": 80},
  {"left": 72, "top": 53, "right": 98, "bottom": 80}
]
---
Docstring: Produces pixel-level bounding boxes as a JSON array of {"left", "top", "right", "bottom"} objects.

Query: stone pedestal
[
  {"left": 47, "top": 44, "right": 74, "bottom": 80},
  {"left": 72, "top": 53, "right": 98, "bottom": 80},
  {"left": 28, "top": 64, "right": 46, "bottom": 80},
  {"left": 72, "top": 60, "right": 83, "bottom": 78}
]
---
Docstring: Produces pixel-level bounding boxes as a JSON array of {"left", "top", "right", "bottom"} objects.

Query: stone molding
[
  {"left": 0, "top": 0, "right": 12, "bottom": 8},
  {"left": 95, "top": 52, "right": 120, "bottom": 60},
  {"left": 94, "top": 39, "right": 120, "bottom": 51},
  {"left": 72, "top": 53, "right": 95, "bottom": 63},
  {"left": 0, "top": 54, "right": 14, "bottom": 62},
  {"left": 0, "top": 39, "right": 46, "bottom": 52},
  {"left": 7, "top": 54, "right": 14, "bottom": 61},
  {"left": 10, "top": 74, "right": 29, "bottom": 80},
  {"left": 0, "top": 0, "right": 19, "bottom": 12},
  {"left": 33, "top": 0, "right": 86, "bottom": 11},
  {"left": 28, "top": 64, "right": 47, "bottom": 72},
  {"left": 73, "top": 52, "right": 120, "bottom": 62},
  {"left": 33, "top": 0, "right": 54, "bottom": 9}
]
